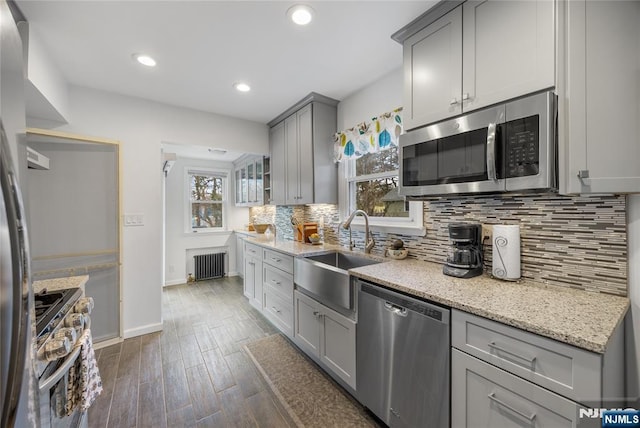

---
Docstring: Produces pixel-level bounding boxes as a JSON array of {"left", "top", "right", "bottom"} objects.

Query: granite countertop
[
  {"left": 349, "top": 259, "right": 629, "bottom": 354},
  {"left": 33, "top": 275, "right": 90, "bottom": 294},
  {"left": 243, "top": 236, "right": 349, "bottom": 258},
  {"left": 244, "top": 238, "right": 629, "bottom": 354}
]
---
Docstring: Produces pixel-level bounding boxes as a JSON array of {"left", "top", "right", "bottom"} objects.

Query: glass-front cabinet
[{"left": 234, "top": 155, "right": 265, "bottom": 206}]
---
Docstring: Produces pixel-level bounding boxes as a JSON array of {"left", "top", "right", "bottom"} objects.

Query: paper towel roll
[{"left": 492, "top": 225, "right": 521, "bottom": 281}]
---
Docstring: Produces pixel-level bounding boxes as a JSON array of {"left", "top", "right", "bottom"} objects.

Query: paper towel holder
[{"left": 492, "top": 224, "right": 521, "bottom": 281}]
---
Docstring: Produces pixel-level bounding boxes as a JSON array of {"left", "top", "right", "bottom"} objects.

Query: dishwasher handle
[{"left": 384, "top": 301, "right": 408, "bottom": 317}]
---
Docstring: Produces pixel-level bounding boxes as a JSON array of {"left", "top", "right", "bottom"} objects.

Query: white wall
[
  {"left": 337, "top": 67, "right": 403, "bottom": 130},
  {"left": 53, "top": 85, "right": 267, "bottom": 338},
  {"left": 24, "top": 26, "right": 69, "bottom": 123},
  {"left": 164, "top": 157, "right": 249, "bottom": 285},
  {"left": 627, "top": 194, "right": 640, "bottom": 406}
]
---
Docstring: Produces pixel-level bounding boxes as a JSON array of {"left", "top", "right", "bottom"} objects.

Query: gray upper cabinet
[
  {"left": 401, "top": 0, "right": 554, "bottom": 131},
  {"left": 462, "top": 0, "right": 554, "bottom": 112},
  {"left": 268, "top": 93, "right": 338, "bottom": 205},
  {"left": 269, "top": 122, "right": 286, "bottom": 205},
  {"left": 558, "top": 0, "right": 640, "bottom": 194},
  {"left": 403, "top": 6, "right": 462, "bottom": 130}
]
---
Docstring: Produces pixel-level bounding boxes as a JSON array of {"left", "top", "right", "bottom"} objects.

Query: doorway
[{"left": 25, "top": 128, "right": 122, "bottom": 344}]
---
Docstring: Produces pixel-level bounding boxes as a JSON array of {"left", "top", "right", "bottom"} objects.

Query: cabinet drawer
[
  {"left": 264, "top": 285, "right": 293, "bottom": 337},
  {"left": 245, "top": 242, "right": 261, "bottom": 258},
  {"left": 452, "top": 310, "right": 601, "bottom": 404},
  {"left": 263, "top": 264, "right": 293, "bottom": 301},
  {"left": 262, "top": 249, "right": 293, "bottom": 273},
  {"left": 452, "top": 349, "right": 580, "bottom": 428}
]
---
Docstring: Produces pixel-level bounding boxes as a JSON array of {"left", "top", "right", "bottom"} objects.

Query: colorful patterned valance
[{"left": 333, "top": 108, "right": 403, "bottom": 162}]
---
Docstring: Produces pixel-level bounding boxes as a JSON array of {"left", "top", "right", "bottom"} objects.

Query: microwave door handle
[{"left": 486, "top": 122, "right": 497, "bottom": 181}]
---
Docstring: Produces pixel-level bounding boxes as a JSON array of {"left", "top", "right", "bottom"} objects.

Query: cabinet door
[
  {"left": 234, "top": 169, "right": 242, "bottom": 205},
  {"left": 319, "top": 305, "right": 356, "bottom": 390},
  {"left": 293, "top": 291, "right": 321, "bottom": 357},
  {"left": 269, "top": 122, "right": 286, "bottom": 205},
  {"left": 255, "top": 158, "right": 263, "bottom": 205},
  {"left": 240, "top": 165, "right": 248, "bottom": 204},
  {"left": 296, "top": 104, "right": 314, "bottom": 204},
  {"left": 462, "top": 0, "right": 554, "bottom": 112},
  {"left": 403, "top": 6, "right": 462, "bottom": 130},
  {"left": 243, "top": 255, "right": 255, "bottom": 299},
  {"left": 560, "top": 0, "right": 640, "bottom": 194},
  {"left": 284, "top": 114, "right": 299, "bottom": 205},
  {"left": 247, "top": 161, "right": 255, "bottom": 203},
  {"left": 451, "top": 349, "right": 580, "bottom": 428},
  {"left": 235, "top": 235, "right": 244, "bottom": 278},
  {"left": 253, "top": 258, "right": 263, "bottom": 309}
]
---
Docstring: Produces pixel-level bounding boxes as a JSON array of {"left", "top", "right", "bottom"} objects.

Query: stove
[
  {"left": 34, "top": 287, "right": 83, "bottom": 377},
  {"left": 35, "top": 288, "right": 81, "bottom": 336}
]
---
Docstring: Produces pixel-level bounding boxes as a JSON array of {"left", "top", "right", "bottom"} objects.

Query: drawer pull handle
[
  {"left": 271, "top": 257, "right": 281, "bottom": 262},
  {"left": 487, "top": 392, "right": 536, "bottom": 422},
  {"left": 313, "top": 311, "right": 323, "bottom": 318},
  {"left": 271, "top": 280, "right": 281, "bottom": 285},
  {"left": 272, "top": 306, "right": 281, "bottom": 313},
  {"left": 488, "top": 342, "right": 537, "bottom": 366}
]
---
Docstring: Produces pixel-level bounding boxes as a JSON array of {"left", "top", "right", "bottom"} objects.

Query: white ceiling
[{"left": 16, "top": 1, "right": 435, "bottom": 125}]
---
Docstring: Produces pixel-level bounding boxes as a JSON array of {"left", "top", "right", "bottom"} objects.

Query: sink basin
[
  {"left": 304, "top": 251, "right": 380, "bottom": 271},
  {"left": 294, "top": 251, "right": 381, "bottom": 317}
]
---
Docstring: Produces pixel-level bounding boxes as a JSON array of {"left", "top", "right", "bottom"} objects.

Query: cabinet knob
[
  {"left": 450, "top": 98, "right": 459, "bottom": 105},
  {"left": 462, "top": 92, "right": 471, "bottom": 101}
]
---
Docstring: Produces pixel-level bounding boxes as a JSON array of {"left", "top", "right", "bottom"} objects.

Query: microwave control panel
[{"left": 504, "top": 115, "right": 539, "bottom": 178}]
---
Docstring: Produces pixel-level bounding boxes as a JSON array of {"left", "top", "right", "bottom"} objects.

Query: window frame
[
  {"left": 184, "top": 167, "right": 229, "bottom": 234},
  {"left": 340, "top": 149, "right": 425, "bottom": 236}
]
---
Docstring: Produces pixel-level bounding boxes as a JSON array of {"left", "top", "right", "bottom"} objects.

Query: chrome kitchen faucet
[{"left": 342, "top": 209, "right": 375, "bottom": 254}]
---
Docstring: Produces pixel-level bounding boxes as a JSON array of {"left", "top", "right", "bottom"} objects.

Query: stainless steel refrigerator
[{"left": 1, "top": 0, "right": 39, "bottom": 426}]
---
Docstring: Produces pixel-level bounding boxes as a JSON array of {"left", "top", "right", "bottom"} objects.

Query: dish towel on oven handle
[{"left": 65, "top": 328, "right": 103, "bottom": 415}]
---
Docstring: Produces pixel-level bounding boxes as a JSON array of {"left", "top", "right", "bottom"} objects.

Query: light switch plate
[{"left": 124, "top": 214, "right": 144, "bottom": 226}]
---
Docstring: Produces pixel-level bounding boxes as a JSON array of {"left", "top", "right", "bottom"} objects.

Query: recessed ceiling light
[
  {"left": 233, "top": 82, "right": 251, "bottom": 92},
  {"left": 132, "top": 53, "right": 156, "bottom": 67},
  {"left": 287, "top": 4, "right": 314, "bottom": 26}
]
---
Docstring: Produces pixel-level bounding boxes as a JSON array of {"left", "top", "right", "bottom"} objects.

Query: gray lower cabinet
[
  {"left": 261, "top": 249, "right": 294, "bottom": 338},
  {"left": 243, "top": 242, "right": 263, "bottom": 310},
  {"left": 451, "top": 309, "right": 624, "bottom": 428},
  {"left": 452, "top": 349, "right": 580, "bottom": 428},
  {"left": 293, "top": 290, "right": 356, "bottom": 389}
]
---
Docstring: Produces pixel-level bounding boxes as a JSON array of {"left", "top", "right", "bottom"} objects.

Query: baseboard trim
[
  {"left": 124, "top": 322, "right": 163, "bottom": 339},
  {"left": 93, "top": 336, "right": 123, "bottom": 350},
  {"left": 164, "top": 279, "right": 186, "bottom": 287}
]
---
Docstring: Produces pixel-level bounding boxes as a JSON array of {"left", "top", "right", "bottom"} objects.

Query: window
[
  {"left": 349, "top": 147, "right": 408, "bottom": 217},
  {"left": 186, "top": 169, "right": 227, "bottom": 232},
  {"left": 344, "top": 147, "right": 424, "bottom": 235}
]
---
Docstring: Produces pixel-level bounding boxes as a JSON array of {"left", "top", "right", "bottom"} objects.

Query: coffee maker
[{"left": 443, "top": 223, "right": 483, "bottom": 278}]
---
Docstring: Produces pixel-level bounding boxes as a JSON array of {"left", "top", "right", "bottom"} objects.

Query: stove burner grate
[{"left": 35, "top": 288, "right": 81, "bottom": 337}]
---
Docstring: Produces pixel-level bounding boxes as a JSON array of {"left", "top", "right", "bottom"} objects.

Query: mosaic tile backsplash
[{"left": 250, "top": 194, "right": 628, "bottom": 296}]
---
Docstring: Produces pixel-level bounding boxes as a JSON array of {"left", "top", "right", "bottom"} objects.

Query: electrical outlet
[{"left": 482, "top": 224, "right": 493, "bottom": 242}]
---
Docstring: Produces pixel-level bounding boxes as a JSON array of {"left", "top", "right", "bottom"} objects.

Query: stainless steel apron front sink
[{"left": 293, "top": 251, "right": 380, "bottom": 317}]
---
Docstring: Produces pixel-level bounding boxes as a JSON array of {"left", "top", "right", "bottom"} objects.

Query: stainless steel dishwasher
[{"left": 356, "top": 278, "right": 450, "bottom": 428}]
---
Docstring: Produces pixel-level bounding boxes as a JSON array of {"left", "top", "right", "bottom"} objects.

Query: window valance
[{"left": 333, "top": 108, "right": 403, "bottom": 162}]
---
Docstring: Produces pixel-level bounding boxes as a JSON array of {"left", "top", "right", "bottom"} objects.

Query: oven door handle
[
  {"left": 486, "top": 122, "right": 497, "bottom": 181},
  {"left": 39, "top": 346, "right": 81, "bottom": 393}
]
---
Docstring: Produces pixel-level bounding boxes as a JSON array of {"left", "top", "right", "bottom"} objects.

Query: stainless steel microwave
[{"left": 399, "top": 91, "right": 557, "bottom": 198}]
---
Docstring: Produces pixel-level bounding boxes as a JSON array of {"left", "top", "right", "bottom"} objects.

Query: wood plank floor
[{"left": 88, "top": 276, "right": 297, "bottom": 428}]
